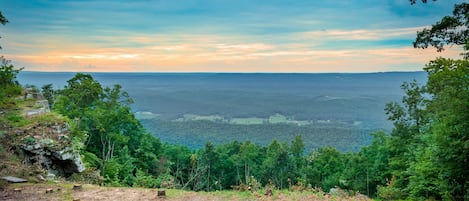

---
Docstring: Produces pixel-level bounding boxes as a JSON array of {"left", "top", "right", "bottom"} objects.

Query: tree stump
[
  {"left": 157, "top": 189, "right": 166, "bottom": 197},
  {"left": 73, "top": 184, "right": 82, "bottom": 191},
  {"left": 265, "top": 188, "right": 273, "bottom": 196}
]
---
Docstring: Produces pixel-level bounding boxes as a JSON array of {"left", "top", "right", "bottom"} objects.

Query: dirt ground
[{"left": 0, "top": 183, "right": 371, "bottom": 201}]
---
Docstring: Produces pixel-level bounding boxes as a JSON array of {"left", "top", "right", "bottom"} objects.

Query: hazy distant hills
[{"left": 18, "top": 72, "right": 427, "bottom": 152}]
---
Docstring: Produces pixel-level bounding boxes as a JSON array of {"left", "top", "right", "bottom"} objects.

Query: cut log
[
  {"left": 265, "top": 188, "right": 273, "bottom": 196},
  {"left": 157, "top": 189, "right": 166, "bottom": 197},
  {"left": 73, "top": 184, "right": 82, "bottom": 191}
]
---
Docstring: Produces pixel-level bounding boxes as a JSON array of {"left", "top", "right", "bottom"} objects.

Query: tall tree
[
  {"left": 410, "top": 2, "right": 468, "bottom": 200},
  {"left": 291, "top": 135, "right": 305, "bottom": 168},
  {"left": 238, "top": 141, "right": 258, "bottom": 184},
  {"left": 384, "top": 80, "right": 427, "bottom": 196},
  {"left": 200, "top": 142, "right": 219, "bottom": 191},
  {"left": 41, "top": 84, "right": 54, "bottom": 109},
  {"left": 422, "top": 58, "right": 468, "bottom": 200},
  {"left": 55, "top": 73, "right": 103, "bottom": 119}
]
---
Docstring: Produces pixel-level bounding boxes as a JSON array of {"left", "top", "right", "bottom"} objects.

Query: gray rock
[
  {"left": 1, "top": 176, "right": 27, "bottom": 183},
  {"left": 20, "top": 141, "right": 85, "bottom": 177},
  {"left": 46, "top": 173, "right": 56, "bottom": 180},
  {"left": 36, "top": 174, "right": 46, "bottom": 181}
]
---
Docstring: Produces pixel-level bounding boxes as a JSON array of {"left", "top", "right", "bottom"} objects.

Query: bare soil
[{"left": 0, "top": 183, "right": 372, "bottom": 201}]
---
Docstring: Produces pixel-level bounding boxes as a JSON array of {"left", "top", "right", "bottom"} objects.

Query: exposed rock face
[
  {"left": 6, "top": 95, "right": 86, "bottom": 178},
  {"left": 20, "top": 142, "right": 85, "bottom": 177}
]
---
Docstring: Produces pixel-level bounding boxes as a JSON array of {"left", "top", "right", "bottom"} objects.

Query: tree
[
  {"left": 422, "top": 58, "right": 468, "bottom": 200},
  {"left": 200, "top": 142, "right": 219, "bottom": 191},
  {"left": 376, "top": 2, "right": 469, "bottom": 199},
  {"left": 238, "top": 141, "right": 258, "bottom": 184},
  {"left": 0, "top": 57, "right": 23, "bottom": 105},
  {"left": 410, "top": 2, "right": 468, "bottom": 200},
  {"left": 291, "top": 135, "right": 305, "bottom": 167},
  {"left": 383, "top": 80, "right": 427, "bottom": 196},
  {"left": 358, "top": 131, "right": 390, "bottom": 197},
  {"left": 413, "top": 3, "right": 469, "bottom": 58},
  {"left": 0, "top": 11, "right": 7, "bottom": 25},
  {"left": 0, "top": 11, "right": 8, "bottom": 49},
  {"left": 307, "top": 147, "right": 344, "bottom": 191},
  {"left": 162, "top": 144, "right": 192, "bottom": 188},
  {"left": 55, "top": 73, "right": 103, "bottom": 119},
  {"left": 409, "top": 0, "right": 435, "bottom": 4},
  {"left": 41, "top": 84, "right": 55, "bottom": 109}
]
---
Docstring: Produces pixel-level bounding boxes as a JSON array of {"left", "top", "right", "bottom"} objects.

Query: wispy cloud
[
  {"left": 0, "top": 0, "right": 463, "bottom": 72},
  {"left": 299, "top": 27, "right": 424, "bottom": 41}
]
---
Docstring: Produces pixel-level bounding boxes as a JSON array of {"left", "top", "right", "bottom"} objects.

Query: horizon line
[{"left": 21, "top": 70, "right": 425, "bottom": 74}]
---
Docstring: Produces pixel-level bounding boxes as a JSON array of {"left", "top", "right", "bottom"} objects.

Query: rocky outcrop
[
  {"left": 20, "top": 143, "right": 85, "bottom": 177},
  {"left": 6, "top": 94, "right": 86, "bottom": 178},
  {"left": 17, "top": 119, "right": 86, "bottom": 177}
]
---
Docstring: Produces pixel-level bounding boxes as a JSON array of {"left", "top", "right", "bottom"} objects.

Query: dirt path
[{"left": 1, "top": 183, "right": 371, "bottom": 201}]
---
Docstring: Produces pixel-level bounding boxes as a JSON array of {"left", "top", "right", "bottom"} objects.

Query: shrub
[
  {"left": 70, "top": 167, "right": 104, "bottom": 185},
  {"left": 133, "top": 170, "right": 158, "bottom": 188},
  {"left": 24, "top": 136, "right": 36, "bottom": 145}
]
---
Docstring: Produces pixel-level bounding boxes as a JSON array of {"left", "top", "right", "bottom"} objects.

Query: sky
[{"left": 0, "top": 0, "right": 464, "bottom": 73}]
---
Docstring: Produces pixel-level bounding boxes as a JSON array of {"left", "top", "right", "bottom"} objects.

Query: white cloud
[{"left": 300, "top": 27, "right": 425, "bottom": 41}]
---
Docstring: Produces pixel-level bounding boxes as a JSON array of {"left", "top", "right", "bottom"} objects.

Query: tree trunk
[{"left": 207, "top": 164, "right": 211, "bottom": 192}]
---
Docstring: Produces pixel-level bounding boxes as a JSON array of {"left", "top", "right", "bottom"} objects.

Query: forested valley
[{"left": 1, "top": 1, "right": 468, "bottom": 201}]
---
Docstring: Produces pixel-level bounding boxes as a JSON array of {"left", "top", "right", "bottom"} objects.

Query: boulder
[{"left": 20, "top": 144, "right": 85, "bottom": 177}]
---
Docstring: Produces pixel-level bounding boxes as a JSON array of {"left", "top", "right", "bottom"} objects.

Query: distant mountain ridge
[{"left": 18, "top": 72, "right": 427, "bottom": 151}]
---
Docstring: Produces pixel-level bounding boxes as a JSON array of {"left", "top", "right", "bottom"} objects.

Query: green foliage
[
  {"left": 0, "top": 11, "right": 8, "bottom": 50},
  {"left": 70, "top": 167, "right": 104, "bottom": 185},
  {"left": 0, "top": 57, "right": 23, "bottom": 106},
  {"left": 54, "top": 73, "right": 103, "bottom": 119},
  {"left": 144, "top": 118, "right": 373, "bottom": 152},
  {"left": 6, "top": 114, "right": 28, "bottom": 127},
  {"left": 104, "top": 159, "right": 123, "bottom": 186},
  {"left": 377, "top": 176, "right": 406, "bottom": 201},
  {"left": 413, "top": 3, "right": 469, "bottom": 58},
  {"left": 23, "top": 136, "right": 36, "bottom": 145},
  {"left": 133, "top": 169, "right": 158, "bottom": 188},
  {"left": 81, "top": 151, "right": 101, "bottom": 169},
  {"left": 41, "top": 84, "right": 54, "bottom": 109},
  {"left": 0, "top": 11, "right": 7, "bottom": 25},
  {"left": 375, "top": 4, "right": 469, "bottom": 199}
]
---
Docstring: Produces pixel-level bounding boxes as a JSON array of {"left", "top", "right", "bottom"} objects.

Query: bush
[
  {"left": 377, "top": 176, "right": 406, "bottom": 200},
  {"left": 70, "top": 167, "right": 104, "bottom": 185},
  {"left": 24, "top": 136, "right": 36, "bottom": 145},
  {"left": 133, "top": 170, "right": 158, "bottom": 188}
]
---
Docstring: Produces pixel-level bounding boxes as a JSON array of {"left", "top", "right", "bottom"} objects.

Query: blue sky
[{"left": 0, "top": 0, "right": 464, "bottom": 72}]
